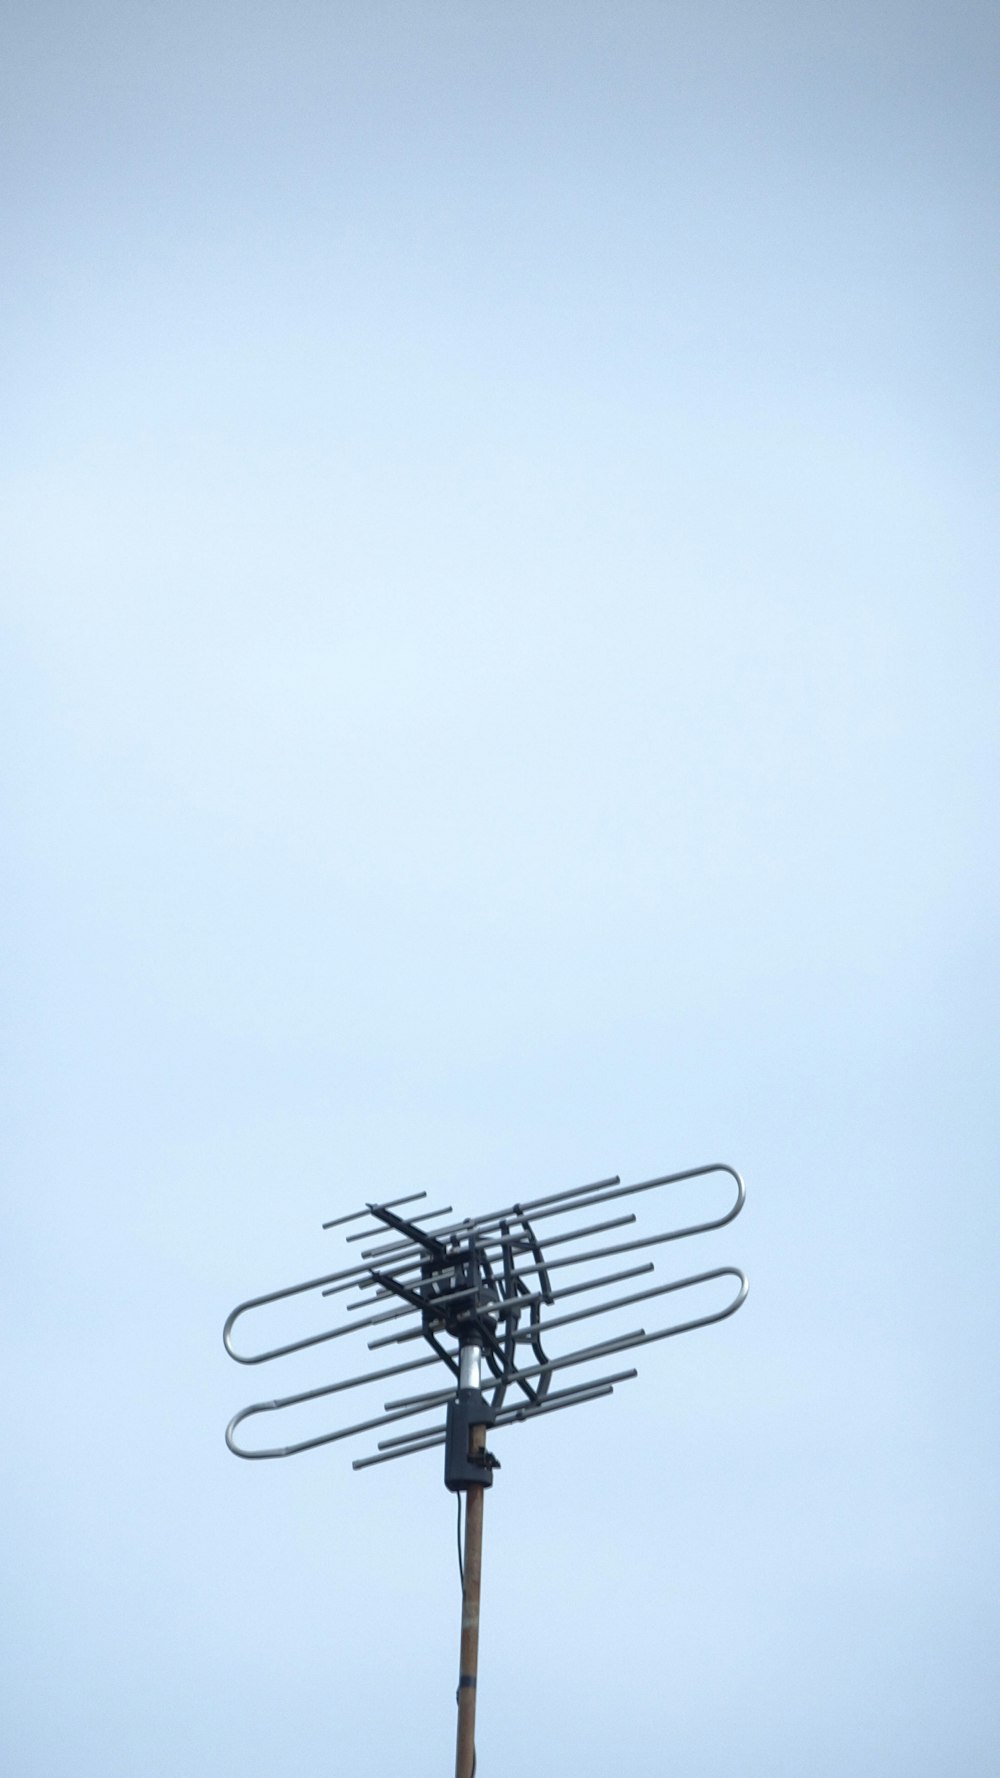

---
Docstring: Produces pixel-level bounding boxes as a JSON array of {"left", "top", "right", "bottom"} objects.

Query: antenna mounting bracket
[{"left": 445, "top": 1388, "right": 500, "bottom": 1492}]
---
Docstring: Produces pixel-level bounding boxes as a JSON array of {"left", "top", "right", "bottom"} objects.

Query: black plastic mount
[
  {"left": 421, "top": 1243, "right": 499, "bottom": 1351},
  {"left": 444, "top": 1388, "right": 500, "bottom": 1493}
]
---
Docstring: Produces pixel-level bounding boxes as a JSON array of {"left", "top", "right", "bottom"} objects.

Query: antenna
[{"left": 224, "top": 1161, "right": 748, "bottom": 1775}]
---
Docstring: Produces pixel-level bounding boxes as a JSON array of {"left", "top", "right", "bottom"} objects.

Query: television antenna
[{"left": 224, "top": 1161, "right": 747, "bottom": 1776}]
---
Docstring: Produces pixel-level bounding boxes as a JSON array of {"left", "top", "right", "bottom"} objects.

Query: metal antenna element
[{"left": 223, "top": 1161, "right": 748, "bottom": 1777}]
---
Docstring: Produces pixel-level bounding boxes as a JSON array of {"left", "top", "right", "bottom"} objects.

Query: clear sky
[{"left": 3, "top": 4, "right": 998, "bottom": 1774}]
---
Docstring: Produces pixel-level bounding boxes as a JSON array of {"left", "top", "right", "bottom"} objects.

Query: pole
[{"left": 455, "top": 1421, "right": 485, "bottom": 1778}]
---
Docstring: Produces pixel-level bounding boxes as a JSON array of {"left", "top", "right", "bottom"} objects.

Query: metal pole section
[
  {"left": 456, "top": 1342, "right": 484, "bottom": 1778},
  {"left": 455, "top": 1426, "right": 485, "bottom": 1778}
]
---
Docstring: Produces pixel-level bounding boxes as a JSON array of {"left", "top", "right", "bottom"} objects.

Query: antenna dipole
[{"left": 223, "top": 1162, "right": 748, "bottom": 1766}]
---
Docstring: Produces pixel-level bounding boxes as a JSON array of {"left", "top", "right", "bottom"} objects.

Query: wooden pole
[{"left": 455, "top": 1423, "right": 486, "bottom": 1778}]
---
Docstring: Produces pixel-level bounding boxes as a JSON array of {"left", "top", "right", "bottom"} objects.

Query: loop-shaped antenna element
[{"left": 223, "top": 1163, "right": 747, "bottom": 1479}]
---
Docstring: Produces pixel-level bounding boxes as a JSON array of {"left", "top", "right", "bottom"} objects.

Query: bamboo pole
[{"left": 455, "top": 1423, "right": 486, "bottom": 1778}]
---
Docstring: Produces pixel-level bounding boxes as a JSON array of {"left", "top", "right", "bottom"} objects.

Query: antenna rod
[{"left": 455, "top": 1343, "right": 486, "bottom": 1778}]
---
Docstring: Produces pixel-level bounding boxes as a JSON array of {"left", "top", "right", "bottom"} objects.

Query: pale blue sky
[{"left": 3, "top": 4, "right": 998, "bottom": 1774}]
